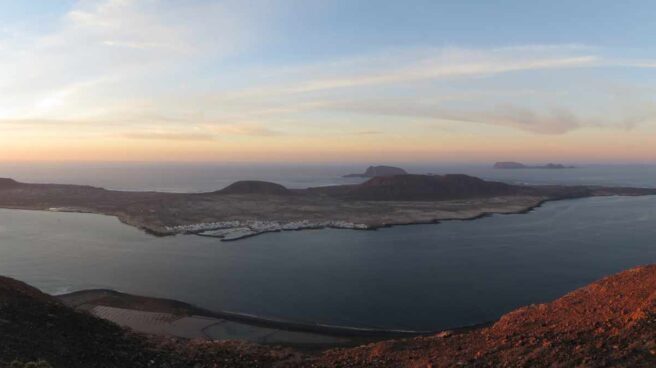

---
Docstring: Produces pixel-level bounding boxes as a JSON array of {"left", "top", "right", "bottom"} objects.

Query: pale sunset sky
[{"left": 1, "top": 0, "right": 655, "bottom": 163}]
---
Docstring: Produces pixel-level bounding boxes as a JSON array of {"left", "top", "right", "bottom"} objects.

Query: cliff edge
[{"left": 5, "top": 265, "right": 656, "bottom": 367}]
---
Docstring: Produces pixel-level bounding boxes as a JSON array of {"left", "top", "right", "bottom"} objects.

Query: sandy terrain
[
  {"left": 59, "top": 289, "right": 418, "bottom": 347},
  {"left": 88, "top": 305, "right": 349, "bottom": 345},
  {"left": 0, "top": 175, "right": 654, "bottom": 240}
]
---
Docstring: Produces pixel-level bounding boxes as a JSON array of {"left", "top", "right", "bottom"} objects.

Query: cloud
[
  {"left": 0, "top": 1, "right": 653, "bottom": 145},
  {"left": 327, "top": 100, "right": 581, "bottom": 134},
  {"left": 456, "top": 105, "right": 582, "bottom": 134},
  {"left": 0, "top": 118, "right": 77, "bottom": 130},
  {"left": 121, "top": 122, "right": 280, "bottom": 141},
  {"left": 201, "top": 45, "right": 656, "bottom": 136},
  {"left": 0, "top": 0, "right": 275, "bottom": 121},
  {"left": 203, "top": 123, "right": 281, "bottom": 137},
  {"left": 288, "top": 57, "right": 596, "bottom": 94},
  {"left": 328, "top": 94, "right": 656, "bottom": 135},
  {"left": 219, "top": 45, "right": 599, "bottom": 99},
  {"left": 122, "top": 132, "right": 216, "bottom": 141},
  {"left": 190, "top": 44, "right": 615, "bottom": 136}
]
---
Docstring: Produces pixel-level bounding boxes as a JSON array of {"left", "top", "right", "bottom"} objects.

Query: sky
[{"left": 1, "top": 0, "right": 655, "bottom": 164}]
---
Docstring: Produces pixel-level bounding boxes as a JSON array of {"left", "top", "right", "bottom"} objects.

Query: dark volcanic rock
[
  {"left": 0, "top": 276, "right": 164, "bottom": 367},
  {"left": 217, "top": 181, "right": 291, "bottom": 195},
  {"left": 342, "top": 174, "right": 519, "bottom": 201},
  {"left": 344, "top": 165, "right": 408, "bottom": 178},
  {"left": 0, "top": 178, "right": 21, "bottom": 189},
  {"left": 7, "top": 263, "right": 656, "bottom": 367},
  {"left": 542, "top": 163, "right": 574, "bottom": 169},
  {"left": 0, "top": 276, "right": 296, "bottom": 368}
]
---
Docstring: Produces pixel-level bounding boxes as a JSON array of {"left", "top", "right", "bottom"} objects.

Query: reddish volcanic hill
[
  {"left": 309, "top": 265, "right": 656, "bottom": 367},
  {"left": 343, "top": 174, "right": 520, "bottom": 201},
  {"left": 5, "top": 266, "right": 656, "bottom": 367},
  {"left": 217, "top": 180, "right": 291, "bottom": 195}
]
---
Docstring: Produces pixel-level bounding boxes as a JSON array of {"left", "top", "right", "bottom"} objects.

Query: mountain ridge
[{"left": 343, "top": 165, "right": 408, "bottom": 178}]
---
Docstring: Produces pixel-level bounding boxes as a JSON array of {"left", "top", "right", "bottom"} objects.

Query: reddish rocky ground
[
  {"left": 4, "top": 265, "right": 656, "bottom": 367},
  {"left": 308, "top": 265, "right": 656, "bottom": 367}
]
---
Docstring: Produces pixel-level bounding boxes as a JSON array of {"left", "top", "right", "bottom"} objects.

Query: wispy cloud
[
  {"left": 450, "top": 105, "right": 582, "bottom": 134},
  {"left": 0, "top": 0, "right": 654, "bottom": 153},
  {"left": 120, "top": 122, "right": 280, "bottom": 141},
  {"left": 0, "top": 0, "right": 275, "bottom": 121},
  {"left": 353, "top": 130, "right": 382, "bottom": 135},
  {"left": 219, "top": 46, "right": 600, "bottom": 99},
  {"left": 122, "top": 132, "right": 216, "bottom": 141},
  {"left": 289, "top": 56, "right": 597, "bottom": 94},
  {"left": 327, "top": 100, "right": 582, "bottom": 134}
]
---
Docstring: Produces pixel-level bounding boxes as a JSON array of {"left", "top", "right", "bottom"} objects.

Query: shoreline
[
  {"left": 97, "top": 193, "right": 656, "bottom": 241},
  {"left": 1, "top": 174, "right": 655, "bottom": 242},
  {"left": 57, "top": 288, "right": 456, "bottom": 348},
  {"left": 6, "top": 265, "right": 656, "bottom": 366},
  {"left": 0, "top": 194, "right": 652, "bottom": 242},
  {"left": 106, "top": 196, "right": 554, "bottom": 240},
  {"left": 0, "top": 196, "right": 551, "bottom": 241}
]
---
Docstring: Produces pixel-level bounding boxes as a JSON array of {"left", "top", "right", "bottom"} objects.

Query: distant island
[
  {"left": 494, "top": 162, "right": 576, "bottom": 169},
  {"left": 343, "top": 165, "right": 408, "bottom": 178},
  {"left": 0, "top": 174, "right": 653, "bottom": 241}
]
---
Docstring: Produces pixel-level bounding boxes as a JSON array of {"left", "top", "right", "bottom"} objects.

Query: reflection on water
[{"left": 0, "top": 195, "right": 655, "bottom": 331}]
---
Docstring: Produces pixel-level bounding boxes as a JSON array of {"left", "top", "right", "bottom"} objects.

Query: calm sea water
[
  {"left": 0, "top": 163, "right": 654, "bottom": 191},
  {"left": 1, "top": 195, "right": 655, "bottom": 331}
]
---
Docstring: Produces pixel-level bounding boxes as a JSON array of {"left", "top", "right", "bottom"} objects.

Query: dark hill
[
  {"left": 342, "top": 174, "right": 519, "bottom": 201},
  {"left": 6, "top": 265, "right": 656, "bottom": 367},
  {"left": 494, "top": 162, "right": 575, "bottom": 169},
  {"left": 344, "top": 165, "right": 407, "bottom": 178},
  {"left": 312, "top": 265, "right": 656, "bottom": 367},
  {"left": 217, "top": 181, "right": 291, "bottom": 195},
  {"left": 0, "top": 178, "right": 21, "bottom": 189},
  {"left": 0, "top": 276, "right": 165, "bottom": 367},
  {"left": 0, "top": 276, "right": 294, "bottom": 368}
]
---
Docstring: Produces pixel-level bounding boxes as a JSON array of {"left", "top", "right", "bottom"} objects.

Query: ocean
[
  {"left": 0, "top": 162, "right": 654, "bottom": 331},
  {"left": 0, "top": 162, "right": 654, "bottom": 192}
]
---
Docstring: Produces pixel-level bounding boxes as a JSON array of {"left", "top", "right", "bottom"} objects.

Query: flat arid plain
[{"left": 0, "top": 174, "right": 654, "bottom": 241}]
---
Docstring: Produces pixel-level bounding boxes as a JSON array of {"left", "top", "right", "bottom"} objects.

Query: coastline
[
  {"left": 85, "top": 191, "right": 656, "bottom": 241},
  {"left": 6, "top": 255, "right": 656, "bottom": 366},
  {"left": 0, "top": 195, "right": 552, "bottom": 241},
  {"left": 1, "top": 174, "right": 655, "bottom": 242},
  {"left": 117, "top": 194, "right": 554, "bottom": 241},
  {"left": 57, "top": 288, "right": 444, "bottom": 348},
  {"left": 5, "top": 193, "right": 654, "bottom": 346},
  {"left": 0, "top": 193, "right": 652, "bottom": 242}
]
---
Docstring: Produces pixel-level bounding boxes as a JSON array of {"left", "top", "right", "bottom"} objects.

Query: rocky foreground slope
[
  {"left": 312, "top": 265, "right": 656, "bottom": 367},
  {"left": 4, "top": 265, "right": 656, "bottom": 367},
  {"left": 0, "top": 276, "right": 298, "bottom": 368}
]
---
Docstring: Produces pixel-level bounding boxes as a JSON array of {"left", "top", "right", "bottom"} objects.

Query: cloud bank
[{"left": 0, "top": 0, "right": 654, "bottom": 158}]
